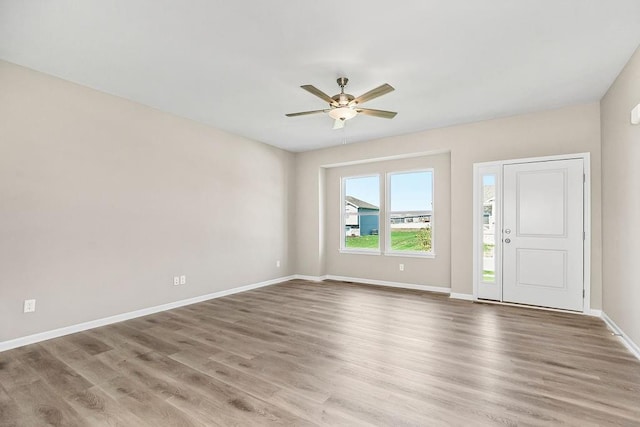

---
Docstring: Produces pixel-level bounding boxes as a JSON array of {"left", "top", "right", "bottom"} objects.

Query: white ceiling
[{"left": 1, "top": 1, "right": 640, "bottom": 152}]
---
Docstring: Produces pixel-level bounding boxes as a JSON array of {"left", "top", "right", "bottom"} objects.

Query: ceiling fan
[{"left": 286, "top": 77, "right": 397, "bottom": 129}]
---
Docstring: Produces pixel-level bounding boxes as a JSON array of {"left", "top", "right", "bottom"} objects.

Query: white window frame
[
  {"left": 473, "top": 165, "right": 502, "bottom": 301},
  {"left": 340, "top": 174, "right": 381, "bottom": 255},
  {"left": 385, "top": 169, "right": 435, "bottom": 258}
]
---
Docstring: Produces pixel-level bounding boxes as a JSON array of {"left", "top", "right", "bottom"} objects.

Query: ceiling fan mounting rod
[{"left": 337, "top": 77, "right": 348, "bottom": 93}]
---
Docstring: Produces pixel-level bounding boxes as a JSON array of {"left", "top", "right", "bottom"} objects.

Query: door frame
[{"left": 472, "top": 152, "right": 592, "bottom": 314}]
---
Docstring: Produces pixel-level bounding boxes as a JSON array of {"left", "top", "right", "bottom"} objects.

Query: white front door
[{"left": 502, "top": 159, "right": 584, "bottom": 311}]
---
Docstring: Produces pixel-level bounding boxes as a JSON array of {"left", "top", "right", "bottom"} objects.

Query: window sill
[
  {"left": 339, "top": 249, "right": 382, "bottom": 256},
  {"left": 384, "top": 251, "right": 436, "bottom": 259},
  {"left": 338, "top": 249, "right": 435, "bottom": 259}
]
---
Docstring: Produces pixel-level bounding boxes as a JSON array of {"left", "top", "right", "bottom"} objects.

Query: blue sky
[
  {"left": 345, "top": 171, "right": 433, "bottom": 211},
  {"left": 483, "top": 175, "right": 496, "bottom": 185}
]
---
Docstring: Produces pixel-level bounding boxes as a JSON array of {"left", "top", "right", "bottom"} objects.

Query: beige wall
[
  {"left": 324, "top": 153, "right": 451, "bottom": 287},
  {"left": 601, "top": 46, "right": 640, "bottom": 347},
  {"left": 0, "top": 61, "right": 296, "bottom": 342},
  {"left": 296, "top": 103, "right": 603, "bottom": 308},
  {"left": 0, "top": 57, "right": 612, "bottom": 346}
]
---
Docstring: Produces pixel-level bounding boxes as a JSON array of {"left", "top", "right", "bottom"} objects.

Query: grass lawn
[
  {"left": 483, "top": 270, "right": 495, "bottom": 281},
  {"left": 346, "top": 229, "right": 431, "bottom": 251},
  {"left": 345, "top": 234, "right": 380, "bottom": 249},
  {"left": 483, "top": 243, "right": 495, "bottom": 256}
]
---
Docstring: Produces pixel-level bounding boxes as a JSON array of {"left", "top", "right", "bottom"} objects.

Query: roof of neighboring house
[{"left": 345, "top": 196, "right": 379, "bottom": 210}]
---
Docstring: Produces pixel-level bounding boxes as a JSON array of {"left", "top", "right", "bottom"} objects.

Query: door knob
[
  {"left": 505, "top": 228, "right": 511, "bottom": 234},
  {"left": 505, "top": 238, "right": 511, "bottom": 243}
]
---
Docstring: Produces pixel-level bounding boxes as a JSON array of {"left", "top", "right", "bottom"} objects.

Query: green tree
[{"left": 416, "top": 227, "right": 432, "bottom": 251}]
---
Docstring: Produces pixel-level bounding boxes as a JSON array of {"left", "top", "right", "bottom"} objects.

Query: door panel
[
  {"left": 503, "top": 159, "right": 583, "bottom": 311},
  {"left": 517, "top": 249, "right": 566, "bottom": 289},
  {"left": 517, "top": 170, "right": 566, "bottom": 236}
]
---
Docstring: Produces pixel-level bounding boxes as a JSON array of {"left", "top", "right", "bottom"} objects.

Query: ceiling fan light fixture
[{"left": 328, "top": 107, "right": 357, "bottom": 121}]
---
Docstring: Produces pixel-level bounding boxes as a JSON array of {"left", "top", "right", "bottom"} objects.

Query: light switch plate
[{"left": 632, "top": 104, "right": 640, "bottom": 125}]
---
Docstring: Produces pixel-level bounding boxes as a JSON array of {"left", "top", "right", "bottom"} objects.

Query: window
[
  {"left": 475, "top": 164, "right": 501, "bottom": 301},
  {"left": 341, "top": 175, "right": 380, "bottom": 252},
  {"left": 481, "top": 174, "right": 496, "bottom": 282},
  {"left": 340, "top": 170, "right": 435, "bottom": 256},
  {"left": 387, "top": 170, "right": 434, "bottom": 255}
]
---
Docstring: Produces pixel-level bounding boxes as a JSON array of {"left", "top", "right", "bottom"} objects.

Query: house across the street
[{"left": 345, "top": 196, "right": 379, "bottom": 236}]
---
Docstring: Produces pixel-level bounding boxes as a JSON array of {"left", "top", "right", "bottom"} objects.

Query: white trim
[
  {"left": 583, "top": 153, "right": 592, "bottom": 314},
  {"left": 324, "top": 275, "right": 450, "bottom": 294},
  {"left": 473, "top": 164, "right": 502, "bottom": 301},
  {"left": 477, "top": 152, "right": 590, "bottom": 167},
  {"left": 321, "top": 149, "right": 452, "bottom": 169},
  {"left": 473, "top": 298, "right": 602, "bottom": 317},
  {"left": 339, "top": 249, "right": 381, "bottom": 256},
  {"left": 382, "top": 252, "right": 436, "bottom": 259},
  {"left": 0, "top": 275, "right": 295, "bottom": 353},
  {"left": 292, "top": 274, "right": 328, "bottom": 282},
  {"left": 602, "top": 312, "right": 640, "bottom": 361},
  {"left": 450, "top": 293, "right": 474, "bottom": 301}
]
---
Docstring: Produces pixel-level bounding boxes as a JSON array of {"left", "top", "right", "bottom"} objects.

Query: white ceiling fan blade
[{"left": 333, "top": 118, "right": 345, "bottom": 130}]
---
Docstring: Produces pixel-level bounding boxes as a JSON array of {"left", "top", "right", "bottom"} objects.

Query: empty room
[{"left": 1, "top": 1, "right": 640, "bottom": 426}]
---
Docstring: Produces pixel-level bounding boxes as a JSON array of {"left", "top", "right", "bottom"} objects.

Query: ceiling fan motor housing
[
  {"left": 332, "top": 93, "right": 355, "bottom": 106},
  {"left": 333, "top": 77, "right": 355, "bottom": 106}
]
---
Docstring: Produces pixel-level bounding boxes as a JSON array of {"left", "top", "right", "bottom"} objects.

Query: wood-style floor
[{"left": 1, "top": 279, "right": 639, "bottom": 426}]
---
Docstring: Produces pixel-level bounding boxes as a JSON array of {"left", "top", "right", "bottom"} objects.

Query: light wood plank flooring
[{"left": 1, "top": 279, "right": 639, "bottom": 426}]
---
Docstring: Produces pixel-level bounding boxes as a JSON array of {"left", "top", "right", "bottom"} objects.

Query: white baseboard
[
  {"left": 473, "top": 299, "right": 604, "bottom": 317},
  {"left": 292, "top": 274, "right": 327, "bottom": 282},
  {"left": 588, "top": 309, "right": 602, "bottom": 317},
  {"left": 324, "top": 275, "right": 450, "bottom": 294},
  {"left": 0, "top": 275, "right": 294, "bottom": 353},
  {"left": 450, "top": 293, "right": 474, "bottom": 301},
  {"left": 601, "top": 312, "right": 640, "bottom": 361}
]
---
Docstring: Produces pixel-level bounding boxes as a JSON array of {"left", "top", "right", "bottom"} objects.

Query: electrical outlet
[
  {"left": 276, "top": 260, "right": 281, "bottom": 268},
  {"left": 24, "top": 299, "right": 36, "bottom": 313},
  {"left": 173, "top": 276, "right": 180, "bottom": 286},
  {"left": 399, "top": 264, "right": 405, "bottom": 271},
  {"left": 180, "top": 275, "right": 186, "bottom": 285}
]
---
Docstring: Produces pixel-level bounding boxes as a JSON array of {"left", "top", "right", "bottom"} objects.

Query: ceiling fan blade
[
  {"left": 285, "top": 109, "right": 327, "bottom": 117},
  {"left": 349, "top": 83, "right": 395, "bottom": 106},
  {"left": 355, "top": 108, "right": 397, "bottom": 119},
  {"left": 301, "top": 85, "right": 338, "bottom": 106},
  {"left": 333, "top": 119, "right": 345, "bottom": 130}
]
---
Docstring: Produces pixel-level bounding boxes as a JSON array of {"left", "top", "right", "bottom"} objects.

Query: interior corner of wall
[{"left": 318, "top": 167, "right": 327, "bottom": 277}]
